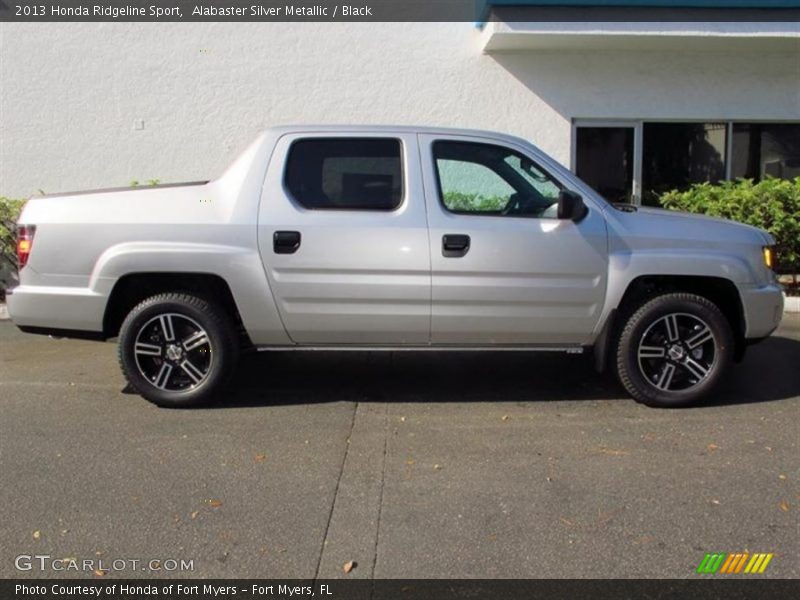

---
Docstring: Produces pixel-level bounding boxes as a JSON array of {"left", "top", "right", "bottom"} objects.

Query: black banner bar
[
  {"left": 5, "top": 1, "right": 477, "bottom": 22},
  {"left": 1, "top": 1, "right": 799, "bottom": 22},
  {"left": 2, "top": 579, "right": 798, "bottom": 600}
]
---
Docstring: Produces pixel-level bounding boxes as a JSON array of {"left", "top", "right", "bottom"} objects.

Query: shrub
[
  {"left": 0, "top": 197, "right": 26, "bottom": 266},
  {"left": 0, "top": 197, "right": 26, "bottom": 297},
  {"left": 660, "top": 177, "right": 800, "bottom": 273}
]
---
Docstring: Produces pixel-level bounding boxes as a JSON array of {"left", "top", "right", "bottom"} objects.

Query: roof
[{"left": 265, "top": 124, "right": 532, "bottom": 144}]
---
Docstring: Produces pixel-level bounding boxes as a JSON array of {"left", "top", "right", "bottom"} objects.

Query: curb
[{"left": 784, "top": 294, "right": 800, "bottom": 314}]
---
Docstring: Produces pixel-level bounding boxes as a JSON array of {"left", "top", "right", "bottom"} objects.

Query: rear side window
[{"left": 285, "top": 138, "right": 403, "bottom": 210}]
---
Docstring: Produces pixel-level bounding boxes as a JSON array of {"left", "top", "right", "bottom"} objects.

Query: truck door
[
  {"left": 419, "top": 133, "right": 608, "bottom": 345},
  {"left": 257, "top": 133, "right": 431, "bottom": 344}
]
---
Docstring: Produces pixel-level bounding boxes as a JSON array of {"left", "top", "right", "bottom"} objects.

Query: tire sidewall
[
  {"left": 619, "top": 295, "right": 733, "bottom": 407},
  {"left": 119, "top": 296, "right": 235, "bottom": 408}
]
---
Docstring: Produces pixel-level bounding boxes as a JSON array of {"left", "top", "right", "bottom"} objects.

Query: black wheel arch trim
[{"left": 102, "top": 272, "right": 245, "bottom": 340}]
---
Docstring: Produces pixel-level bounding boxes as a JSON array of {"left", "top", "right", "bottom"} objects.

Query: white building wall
[{"left": 0, "top": 22, "right": 797, "bottom": 197}]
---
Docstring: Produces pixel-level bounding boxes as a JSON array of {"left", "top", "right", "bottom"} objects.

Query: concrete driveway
[{"left": 0, "top": 318, "right": 797, "bottom": 579}]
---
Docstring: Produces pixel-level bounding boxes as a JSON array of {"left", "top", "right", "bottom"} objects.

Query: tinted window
[
  {"left": 641, "top": 122, "right": 727, "bottom": 206},
  {"left": 285, "top": 138, "right": 403, "bottom": 210},
  {"left": 433, "top": 141, "right": 562, "bottom": 217},
  {"left": 575, "top": 126, "right": 635, "bottom": 204},
  {"left": 731, "top": 123, "right": 800, "bottom": 181}
]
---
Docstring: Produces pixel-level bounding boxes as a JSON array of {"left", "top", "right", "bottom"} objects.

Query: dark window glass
[
  {"left": 433, "top": 141, "right": 562, "bottom": 218},
  {"left": 576, "top": 127, "right": 634, "bottom": 204},
  {"left": 642, "top": 123, "right": 727, "bottom": 206},
  {"left": 285, "top": 138, "right": 403, "bottom": 210},
  {"left": 731, "top": 123, "right": 800, "bottom": 181}
]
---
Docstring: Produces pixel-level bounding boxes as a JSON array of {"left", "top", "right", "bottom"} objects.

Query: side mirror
[{"left": 557, "top": 190, "right": 588, "bottom": 222}]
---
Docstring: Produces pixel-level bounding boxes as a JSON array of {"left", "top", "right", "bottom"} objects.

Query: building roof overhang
[
  {"left": 479, "top": 2, "right": 800, "bottom": 52},
  {"left": 481, "top": 20, "right": 800, "bottom": 52},
  {"left": 478, "top": 0, "right": 800, "bottom": 23}
]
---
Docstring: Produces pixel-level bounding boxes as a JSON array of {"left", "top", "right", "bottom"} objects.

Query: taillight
[{"left": 17, "top": 225, "right": 36, "bottom": 268}]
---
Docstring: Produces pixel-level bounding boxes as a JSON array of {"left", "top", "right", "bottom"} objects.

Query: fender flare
[{"left": 92, "top": 242, "right": 291, "bottom": 345}]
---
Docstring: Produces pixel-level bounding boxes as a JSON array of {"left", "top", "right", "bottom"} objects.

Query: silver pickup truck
[{"left": 8, "top": 126, "right": 784, "bottom": 408}]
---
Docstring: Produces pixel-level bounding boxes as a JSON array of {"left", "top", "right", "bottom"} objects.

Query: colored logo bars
[{"left": 697, "top": 552, "right": 774, "bottom": 574}]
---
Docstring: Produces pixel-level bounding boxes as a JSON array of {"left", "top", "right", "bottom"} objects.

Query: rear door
[
  {"left": 419, "top": 133, "right": 608, "bottom": 345},
  {"left": 257, "top": 132, "right": 431, "bottom": 344}
]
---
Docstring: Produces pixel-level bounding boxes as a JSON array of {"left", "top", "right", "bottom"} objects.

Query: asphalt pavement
[{"left": 0, "top": 317, "right": 798, "bottom": 579}]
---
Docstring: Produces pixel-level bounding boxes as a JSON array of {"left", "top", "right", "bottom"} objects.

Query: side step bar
[{"left": 256, "top": 345, "right": 585, "bottom": 353}]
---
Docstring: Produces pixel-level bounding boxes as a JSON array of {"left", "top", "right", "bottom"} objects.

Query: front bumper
[{"left": 739, "top": 282, "right": 784, "bottom": 340}]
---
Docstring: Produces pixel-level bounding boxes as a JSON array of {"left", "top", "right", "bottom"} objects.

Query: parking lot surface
[{"left": 1, "top": 318, "right": 798, "bottom": 579}]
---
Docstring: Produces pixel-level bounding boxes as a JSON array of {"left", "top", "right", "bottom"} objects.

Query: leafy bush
[
  {"left": 1, "top": 197, "right": 25, "bottom": 266},
  {"left": 660, "top": 177, "right": 800, "bottom": 273},
  {"left": 0, "top": 197, "right": 26, "bottom": 297}
]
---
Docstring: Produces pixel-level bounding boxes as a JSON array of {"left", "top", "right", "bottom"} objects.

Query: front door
[
  {"left": 420, "top": 134, "right": 608, "bottom": 345},
  {"left": 258, "top": 133, "right": 431, "bottom": 344}
]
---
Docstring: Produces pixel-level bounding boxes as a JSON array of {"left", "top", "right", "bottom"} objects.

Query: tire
[
  {"left": 118, "top": 293, "right": 239, "bottom": 408},
  {"left": 615, "top": 293, "right": 734, "bottom": 408}
]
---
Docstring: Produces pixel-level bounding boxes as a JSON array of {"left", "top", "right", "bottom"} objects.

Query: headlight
[{"left": 762, "top": 246, "right": 775, "bottom": 270}]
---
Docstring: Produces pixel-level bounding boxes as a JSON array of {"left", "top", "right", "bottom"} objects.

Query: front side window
[
  {"left": 433, "top": 141, "right": 562, "bottom": 218},
  {"left": 285, "top": 138, "right": 403, "bottom": 210}
]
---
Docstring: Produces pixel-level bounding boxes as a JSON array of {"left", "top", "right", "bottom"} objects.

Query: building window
[
  {"left": 641, "top": 122, "right": 727, "bottom": 206},
  {"left": 731, "top": 123, "right": 800, "bottom": 181},
  {"left": 284, "top": 138, "right": 403, "bottom": 210},
  {"left": 573, "top": 120, "right": 799, "bottom": 207},
  {"left": 575, "top": 126, "right": 635, "bottom": 204}
]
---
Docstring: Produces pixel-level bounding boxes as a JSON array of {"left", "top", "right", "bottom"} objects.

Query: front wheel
[
  {"left": 615, "top": 293, "right": 734, "bottom": 408},
  {"left": 118, "top": 293, "right": 239, "bottom": 408}
]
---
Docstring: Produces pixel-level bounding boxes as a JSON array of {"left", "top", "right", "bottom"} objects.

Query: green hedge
[
  {"left": 661, "top": 177, "right": 800, "bottom": 273},
  {"left": 0, "top": 197, "right": 26, "bottom": 286}
]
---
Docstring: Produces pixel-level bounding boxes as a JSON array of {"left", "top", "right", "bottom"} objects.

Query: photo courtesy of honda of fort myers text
[{"left": 0, "top": 0, "right": 799, "bottom": 599}]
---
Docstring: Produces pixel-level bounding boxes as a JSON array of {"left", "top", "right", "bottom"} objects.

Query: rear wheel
[
  {"left": 615, "top": 293, "right": 734, "bottom": 407},
  {"left": 118, "top": 293, "right": 239, "bottom": 408}
]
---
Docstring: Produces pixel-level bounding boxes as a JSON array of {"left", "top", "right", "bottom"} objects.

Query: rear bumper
[
  {"left": 739, "top": 282, "right": 784, "bottom": 340},
  {"left": 6, "top": 285, "right": 106, "bottom": 335}
]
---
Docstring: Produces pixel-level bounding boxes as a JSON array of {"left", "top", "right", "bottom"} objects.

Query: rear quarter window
[{"left": 284, "top": 138, "right": 403, "bottom": 210}]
